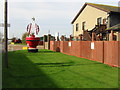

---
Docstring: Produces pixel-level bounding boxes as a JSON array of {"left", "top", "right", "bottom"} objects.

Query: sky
[{"left": 0, "top": 0, "right": 120, "bottom": 39}]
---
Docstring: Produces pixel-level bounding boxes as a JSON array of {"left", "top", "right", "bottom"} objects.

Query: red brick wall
[
  {"left": 62, "top": 41, "right": 70, "bottom": 54},
  {"left": 70, "top": 41, "right": 81, "bottom": 57},
  {"left": 50, "top": 41, "right": 55, "bottom": 51},
  {"left": 50, "top": 41, "right": 120, "bottom": 67},
  {"left": 104, "top": 41, "right": 119, "bottom": 67},
  {"left": 60, "top": 41, "right": 64, "bottom": 53},
  {"left": 80, "top": 41, "right": 91, "bottom": 59},
  {"left": 91, "top": 41, "right": 104, "bottom": 63}
]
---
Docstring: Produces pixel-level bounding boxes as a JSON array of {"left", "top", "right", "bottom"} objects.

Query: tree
[{"left": 22, "top": 32, "right": 29, "bottom": 44}]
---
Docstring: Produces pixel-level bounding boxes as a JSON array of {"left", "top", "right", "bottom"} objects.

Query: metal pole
[{"left": 4, "top": 0, "right": 8, "bottom": 68}]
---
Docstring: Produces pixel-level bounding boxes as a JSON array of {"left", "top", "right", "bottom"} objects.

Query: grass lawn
[
  {"left": 3, "top": 49, "right": 118, "bottom": 88},
  {"left": 14, "top": 43, "right": 27, "bottom": 45}
]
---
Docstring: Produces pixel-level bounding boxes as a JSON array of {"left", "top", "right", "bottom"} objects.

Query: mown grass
[
  {"left": 3, "top": 49, "right": 118, "bottom": 88},
  {"left": 14, "top": 43, "right": 27, "bottom": 45}
]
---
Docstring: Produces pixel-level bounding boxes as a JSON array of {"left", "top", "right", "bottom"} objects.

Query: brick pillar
[
  {"left": 57, "top": 36, "right": 59, "bottom": 41},
  {"left": 92, "top": 32, "right": 95, "bottom": 41},
  {"left": 109, "top": 30, "right": 114, "bottom": 41},
  {"left": 48, "top": 34, "right": 51, "bottom": 50},
  {"left": 118, "top": 32, "right": 120, "bottom": 41},
  {"left": 79, "top": 34, "right": 83, "bottom": 41},
  {"left": 106, "top": 31, "right": 109, "bottom": 41},
  {"left": 117, "top": 32, "right": 120, "bottom": 41},
  {"left": 61, "top": 35, "right": 65, "bottom": 41},
  {"left": 76, "top": 37, "right": 78, "bottom": 41},
  {"left": 70, "top": 35, "right": 73, "bottom": 41},
  {"left": 43, "top": 35, "right": 47, "bottom": 49},
  {"left": 53, "top": 37, "right": 55, "bottom": 41},
  {"left": 60, "top": 41, "right": 64, "bottom": 53}
]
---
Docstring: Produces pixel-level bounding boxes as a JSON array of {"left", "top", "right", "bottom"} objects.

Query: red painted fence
[{"left": 50, "top": 41, "right": 120, "bottom": 67}]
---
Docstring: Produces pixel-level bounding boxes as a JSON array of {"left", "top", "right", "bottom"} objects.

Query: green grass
[
  {"left": 14, "top": 43, "right": 27, "bottom": 45},
  {"left": 3, "top": 49, "right": 118, "bottom": 88}
]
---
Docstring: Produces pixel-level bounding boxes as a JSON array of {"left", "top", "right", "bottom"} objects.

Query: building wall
[{"left": 73, "top": 5, "right": 108, "bottom": 37}]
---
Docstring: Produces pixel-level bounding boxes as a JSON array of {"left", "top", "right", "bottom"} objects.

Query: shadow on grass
[
  {"left": 39, "top": 50, "right": 57, "bottom": 53},
  {"left": 2, "top": 51, "right": 58, "bottom": 88},
  {"left": 34, "top": 62, "right": 102, "bottom": 67}
]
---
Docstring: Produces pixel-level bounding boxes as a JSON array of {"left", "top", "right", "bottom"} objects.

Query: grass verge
[{"left": 3, "top": 49, "right": 118, "bottom": 88}]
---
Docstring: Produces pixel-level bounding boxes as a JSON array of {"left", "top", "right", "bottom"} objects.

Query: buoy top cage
[{"left": 27, "top": 17, "right": 40, "bottom": 36}]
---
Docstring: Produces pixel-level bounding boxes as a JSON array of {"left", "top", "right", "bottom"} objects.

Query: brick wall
[{"left": 50, "top": 41, "right": 120, "bottom": 67}]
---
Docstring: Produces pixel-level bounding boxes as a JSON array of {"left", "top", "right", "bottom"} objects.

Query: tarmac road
[{"left": 8, "top": 44, "right": 44, "bottom": 51}]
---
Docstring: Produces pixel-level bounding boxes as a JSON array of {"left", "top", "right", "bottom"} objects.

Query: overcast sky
[{"left": 0, "top": 0, "right": 120, "bottom": 39}]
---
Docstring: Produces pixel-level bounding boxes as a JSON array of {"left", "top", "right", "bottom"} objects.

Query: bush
[{"left": 22, "top": 32, "right": 29, "bottom": 44}]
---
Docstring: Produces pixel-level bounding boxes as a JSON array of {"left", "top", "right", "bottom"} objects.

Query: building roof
[
  {"left": 106, "top": 23, "right": 120, "bottom": 31},
  {"left": 71, "top": 3, "right": 120, "bottom": 24}
]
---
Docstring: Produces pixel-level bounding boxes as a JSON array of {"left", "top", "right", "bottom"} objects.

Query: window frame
[
  {"left": 97, "top": 17, "right": 102, "bottom": 25},
  {"left": 103, "top": 18, "right": 107, "bottom": 25},
  {"left": 82, "top": 21, "right": 86, "bottom": 31},
  {"left": 76, "top": 23, "right": 79, "bottom": 31}
]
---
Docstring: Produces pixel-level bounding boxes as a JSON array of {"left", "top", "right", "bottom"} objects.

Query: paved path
[{"left": 8, "top": 44, "right": 44, "bottom": 51}]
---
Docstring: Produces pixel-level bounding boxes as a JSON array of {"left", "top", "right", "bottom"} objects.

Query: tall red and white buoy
[{"left": 26, "top": 17, "right": 40, "bottom": 52}]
